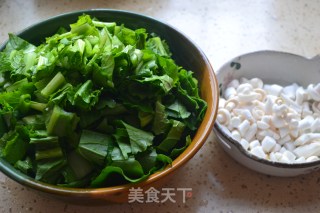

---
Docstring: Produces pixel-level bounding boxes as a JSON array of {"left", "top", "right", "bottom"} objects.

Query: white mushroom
[
  {"left": 239, "top": 138, "right": 249, "bottom": 150},
  {"left": 271, "top": 143, "right": 281, "bottom": 152},
  {"left": 252, "top": 99, "right": 265, "bottom": 109},
  {"left": 231, "top": 130, "right": 242, "bottom": 141},
  {"left": 302, "top": 102, "right": 313, "bottom": 118},
  {"left": 224, "top": 87, "right": 237, "bottom": 100},
  {"left": 239, "top": 77, "right": 249, "bottom": 84},
  {"left": 230, "top": 116, "right": 242, "bottom": 129},
  {"left": 273, "top": 104, "right": 288, "bottom": 117},
  {"left": 237, "top": 92, "right": 260, "bottom": 103},
  {"left": 284, "top": 112, "right": 300, "bottom": 123},
  {"left": 282, "top": 150, "right": 296, "bottom": 162},
  {"left": 278, "top": 127, "right": 289, "bottom": 138},
  {"left": 227, "top": 79, "right": 240, "bottom": 89},
  {"left": 271, "top": 115, "right": 286, "bottom": 128},
  {"left": 225, "top": 98, "right": 239, "bottom": 111},
  {"left": 244, "top": 123, "right": 257, "bottom": 141},
  {"left": 249, "top": 78, "right": 263, "bottom": 89},
  {"left": 288, "top": 118, "right": 299, "bottom": 129},
  {"left": 307, "top": 84, "right": 320, "bottom": 101},
  {"left": 250, "top": 146, "right": 267, "bottom": 159},
  {"left": 306, "top": 156, "right": 320, "bottom": 162},
  {"left": 294, "top": 133, "right": 320, "bottom": 146},
  {"left": 219, "top": 98, "right": 226, "bottom": 108},
  {"left": 269, "top": 152, "right": 278, "bottom": 162},
  {"left": 289, "top": 127, "right": 299, "bottom": 138},
  {"left": 311, "top": 118, "right": 320, "bottom": 132},
  {"left": 293, "top": 142, "right": 320, "bottom": 158},
  {"left": 233, "top": 108, "right": 255, "bottom": 122},
  {"left": 257, "top": 129, "right": 280, "bottom": 141},
  {"left": 261, "top": 115, "right": 272, "bottom": 124},
  {"left": 312, "top": 102, "right": 320, "bottom": 114},
  {"left": 280, "top": 93, "right": 302, "bottom": 113},
  {"left": 263, "top": 84, "right": 283, "bottom": 97},
  {"left": 298, "top": 115, "right": 314, "bottom": 131},
  {"left": 217, "top": 108, "right": 231, "bottom": 126},
  {"left": 278, "top": 134, "right": 291, "bottom": 145},
  {"left": 249, "top": 140, "right": 260, "bottom": 150},
  {"left": 295, "top": 156, "right": 306, "bottom": 163},
  {"left": 296, "top": 87, "right": 307, "bottom": 105},
  {"left": 284, "top": 142, "right": 296, "bottom": 152},
  {"left": 264, "top": 96, "right": 274, "bottom": 115},
  {"left": 282, "top": 83, "right": 299, "bottom": 100},
  {"left": 279, "top": 147, "right": 288, "bottom": 154},
  {"left": 252, "top": 88, "right": 266, "bottom": 102},
  {"left": 257, "top": 120, "right": 270, "bottom": 130},
  {"left": 261, "top": 136, "right": 276, "bottom": 153},
  {"left": 237, "top": 83, "right": 253, "bottom": 94},
  {"left": 252, "top": 107, "right": 265, "bottom": 120},
  {"left": 237, "top": 120, "right": 251, "bottom": 137},
  {"left": 270, "top": 152, "right": 282, "bottom": 162}
]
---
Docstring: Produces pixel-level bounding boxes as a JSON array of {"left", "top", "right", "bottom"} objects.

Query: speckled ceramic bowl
[
  {"left": 0, "top": 9, "right": 219, "bottom": 203},
  {"left": 213, "top": 50, "right": 320, "bottom": 177}
]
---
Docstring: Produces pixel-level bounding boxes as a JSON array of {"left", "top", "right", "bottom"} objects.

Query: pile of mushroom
[{"left": 218, "top": 78, "right": 320, "bottom": 163}]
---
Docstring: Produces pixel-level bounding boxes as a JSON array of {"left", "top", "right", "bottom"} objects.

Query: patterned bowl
[{"left": 213, "top": 50, "right": 320, "bottom": 177}]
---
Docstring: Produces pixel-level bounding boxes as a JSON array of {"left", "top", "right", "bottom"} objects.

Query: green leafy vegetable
[
  {"left": 68, "top": 80, "right": 101, "bottom": 110},
  {"left": 46, "top": 105, "right": 79, "bottom": 137},
  {"left": 40, "top": 72, "right": 66, "bottom": 98},
  {"left": 116, "top": 120, "right": 154, "bottom": 155},
  {"left": 157, "top": 120, "right": 186, "bottom": 154},
  {"left": 0, "top": 14, "right": 207, "bottom": 188},
  {"left": 14, "top": 157, "right": 34, "bottom": 175},
  {"left": 77, "top": 130, "right": 113, "bottom": 166},
  {"left": 0, "top": 126, "right": 29, "bottom": 164}
]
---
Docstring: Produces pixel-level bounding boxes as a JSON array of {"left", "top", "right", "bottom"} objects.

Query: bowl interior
[{"left": 0, "top": 9, "right": 219, "bottom": 201}]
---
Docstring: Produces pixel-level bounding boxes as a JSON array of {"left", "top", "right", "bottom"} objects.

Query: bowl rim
[
  {"left": 0, "top": 9, "right": 219, "bottom": 197},
  {"left": 214, "top": 50, "right": 320, "bottom": 169}
]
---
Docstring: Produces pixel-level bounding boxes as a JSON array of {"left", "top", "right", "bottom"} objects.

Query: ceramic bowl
[
  {"left": 0, "top": 9, "right": 219, "bottom": 203},
  {"left": 213, "top": 50, "right": 320, "bottom": 177}
]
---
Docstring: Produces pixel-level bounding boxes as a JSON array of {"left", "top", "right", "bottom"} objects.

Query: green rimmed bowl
[{"left": 0, "top": 9, "right": 219, "bottom": 203}]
